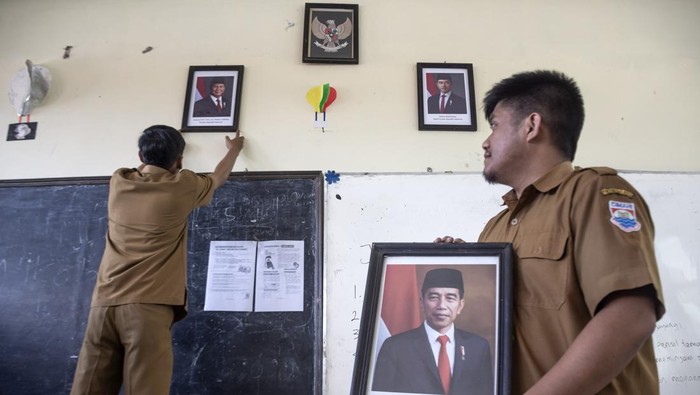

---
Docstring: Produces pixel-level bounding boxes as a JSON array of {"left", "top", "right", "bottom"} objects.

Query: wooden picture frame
[
  {"left": 181, "top": 65, "right": 244, "bottom": 132},
  {"left": 417, "top": 62, "right": 478, "bottom": 131},
  {"left": 302, "top": 3, "right": 359, "bottom": 64},
  {"left": 351, "top": 242, "right": 512, "bottom": 395}
]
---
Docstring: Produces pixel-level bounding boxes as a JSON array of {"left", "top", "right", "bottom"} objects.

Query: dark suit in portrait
[
  {"left": 193, "top": 77, "right": 232, "bottom": 118},
  {"left": 372, "top": 325, "right": 493, "bottom": 394},
  {"left": 427, "top": 93, "right": 468, "bottom": 114},
  {"left": 193, "top": 96, "right": 231, "bottom": 118}
]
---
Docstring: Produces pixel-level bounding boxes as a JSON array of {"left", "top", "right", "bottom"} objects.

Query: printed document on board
[
  {"left": 203, "top": 240, "right": 304, "bottom": 312},
  {"left": 203, "top": 240, "right": 256, "bottom": 312},
  {"left": 254, "top": 240, "right": 304, "bottom": 312}
]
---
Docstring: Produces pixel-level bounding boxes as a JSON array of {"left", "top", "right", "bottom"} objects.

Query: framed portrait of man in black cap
[
  {"left": 351, "top": 242, "right": 513, "bottom": 395},
  {"left": 417, "top": 62, "right": 478, "bottom": 132}
]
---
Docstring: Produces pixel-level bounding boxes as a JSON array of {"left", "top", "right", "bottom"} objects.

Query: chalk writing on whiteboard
[{"left": 350, "top": 284, "right": 363, "bottom": 357}]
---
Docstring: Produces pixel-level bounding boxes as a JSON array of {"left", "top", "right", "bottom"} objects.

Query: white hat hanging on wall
[{"left": 7, "top": 59, "right": 51, "bottom": 141}]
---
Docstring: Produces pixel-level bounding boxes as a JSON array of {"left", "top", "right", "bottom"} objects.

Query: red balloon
[{"left": 322, "top": 87, "right": 337, "bottom": 112}]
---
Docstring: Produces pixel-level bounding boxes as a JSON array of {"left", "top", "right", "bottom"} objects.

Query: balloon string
[{"left": 17, "top": 115, "right": 31, "bottom": 123}]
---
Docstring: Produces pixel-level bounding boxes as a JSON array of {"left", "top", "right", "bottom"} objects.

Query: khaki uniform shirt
[
  {"left": 479, "top": 162, "right": 665, "bottom": 394},
  {"left": 91, "top": 166, "right": 215, "bottom": 321}
]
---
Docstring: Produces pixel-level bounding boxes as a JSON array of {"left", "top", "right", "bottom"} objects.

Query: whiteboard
[{"left": 324, "top": 171, "right": 700, "bottom": 395}]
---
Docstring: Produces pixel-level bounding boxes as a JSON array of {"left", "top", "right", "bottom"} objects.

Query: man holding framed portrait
[{"left": 436, "top": 70, "right": 665, "bottom": 394}]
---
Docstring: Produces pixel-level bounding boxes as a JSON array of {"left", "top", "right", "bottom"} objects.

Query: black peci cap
[{"left": 422, "top": 268, "right": 464, "bottom": 295}]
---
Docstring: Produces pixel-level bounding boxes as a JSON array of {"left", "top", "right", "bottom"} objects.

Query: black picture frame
[
  {"left": 181, "top": 65, "right": 244, "bottom": 132},
  {"left": 417, "top": 62, "right": 478, "bottom": 131},
  {"left": 351, "top": 242, "right": 512, "bottom": 395},
  {"left": 302, "top": 3, "right": 359, "bottom": 64}
]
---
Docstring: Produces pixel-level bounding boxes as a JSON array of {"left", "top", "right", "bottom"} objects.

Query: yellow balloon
[{"left": 306, "top": 85, "right": 324, "bottom": 112}]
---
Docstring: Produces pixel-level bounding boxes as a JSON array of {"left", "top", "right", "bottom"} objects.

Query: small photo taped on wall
[{"left": 7, "top": 122, "right": 37, "bottom": 141}]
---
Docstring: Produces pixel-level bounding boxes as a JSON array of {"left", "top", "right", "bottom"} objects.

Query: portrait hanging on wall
[
  {"left": 417, "top": 62, "right": 478, "bottom": 131},
  {"left": 351, "top": 242, "right": 513, "bottom": 395},
  {"left": 302, "top": 3, "right": 359, "bottom": 64},
  {"left": 181, "top": 65, "right": 244, "bottom": 132}
]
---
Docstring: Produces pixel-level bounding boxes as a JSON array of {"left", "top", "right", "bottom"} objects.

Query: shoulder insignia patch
[
  {"left": 601, "top": 188, "right": 634, "bottom": 198},
  {"left": 609, "top": 201, "right": 641, "bottom": 232}
]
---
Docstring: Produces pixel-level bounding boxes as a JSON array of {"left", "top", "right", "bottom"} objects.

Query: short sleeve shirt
[
  {"left": 479, "top": 162, "right": 665, "bottom": 394},
  {"left": 91, "top": 166, "right": 215, "bottom": 321}
]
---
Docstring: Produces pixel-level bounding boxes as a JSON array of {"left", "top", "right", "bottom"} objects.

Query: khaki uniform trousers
[{"left": 71, "top": 304, "right": 174, "bottom": 395}]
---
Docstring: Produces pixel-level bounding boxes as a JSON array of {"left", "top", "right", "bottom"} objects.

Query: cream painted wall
[{"left": 0, "top": 0, "right": 698, "bottom": 180}]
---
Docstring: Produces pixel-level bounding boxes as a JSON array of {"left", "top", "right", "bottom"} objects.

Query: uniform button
[{"left": 510, "top": 218, "right": 518, "bottom": 226}]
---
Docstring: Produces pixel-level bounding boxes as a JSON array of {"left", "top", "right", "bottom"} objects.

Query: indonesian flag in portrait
[
  {"left": 195, "top": 77, "right": 208, "bottom": 101},
  {"left": 426, "top": 73, "right": 438, "bottom": 96},
  {"left": 375, "top": 264, "right": 422, "bottom": 358}
]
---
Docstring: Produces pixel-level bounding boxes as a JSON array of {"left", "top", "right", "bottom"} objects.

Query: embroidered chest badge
[{"left": 609, "top": 200, "right": 642, "bottom": 232}]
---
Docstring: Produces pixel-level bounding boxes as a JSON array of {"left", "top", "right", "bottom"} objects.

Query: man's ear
[
  {"left": 170, "top": 155, "right": 183, "bottom": 174},
  {"left": 524, "top": 112, "right": 543, "bottom": 143}
]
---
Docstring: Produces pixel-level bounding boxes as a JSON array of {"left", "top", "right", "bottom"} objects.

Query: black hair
[
  {"left": 138, "top": 125, "right": 185, "bottom": 169},
  {"left": 210, "top": 78, "right": 226, "bottom": 88},
  {"left": 483, "top": 70, "right": 585, "bottom": 160},
  {"left": 434, "top": 73, "right": 452, "bottom": 82}
]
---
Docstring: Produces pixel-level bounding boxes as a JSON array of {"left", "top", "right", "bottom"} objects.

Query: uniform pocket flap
[{"left": 517, "top": 231, "right": 567, "bottom": 260}]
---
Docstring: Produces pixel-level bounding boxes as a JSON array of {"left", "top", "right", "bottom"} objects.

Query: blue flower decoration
[{"left": 325, "top": 170, "right": 340, "bottom": 184}]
